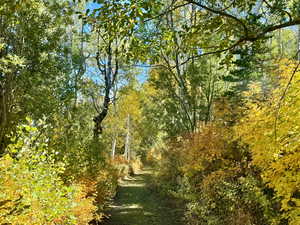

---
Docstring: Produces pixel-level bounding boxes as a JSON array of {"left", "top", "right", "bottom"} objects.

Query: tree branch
[
  {"left": 257, "top": 18, "right": 300, "bottom": 39},
  {"left": 262, "top": 0, "right": 292, "bottom": 21},
  {"left": 143, "top": 2, "right": 191, "bottom": 23},
  {"left": 176, "top": 38, "right": 243, "bottom": 68},
  {"left": 96, "top": 52, "right": 105, "bottom": 74},
  {"left": 186, "top": 0, "right": 249, "bottom": 35}
]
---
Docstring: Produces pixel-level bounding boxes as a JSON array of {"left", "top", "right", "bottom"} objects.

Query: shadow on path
[{"left": 101, "top": 168, "right": 184, "bottom": 225}]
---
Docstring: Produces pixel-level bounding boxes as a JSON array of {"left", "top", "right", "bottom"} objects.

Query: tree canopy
[{"left": 1, "top": 0, "right": 300, "bottom": 224}]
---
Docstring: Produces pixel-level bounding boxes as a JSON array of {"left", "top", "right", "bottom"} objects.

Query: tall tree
[{"left": 0, "top": 0, "right": 72, "bottom": 152}]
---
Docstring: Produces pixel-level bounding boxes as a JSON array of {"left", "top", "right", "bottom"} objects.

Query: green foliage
[
  {"left": 0, "top": 121, "right": 76, "bottom": 224},
  {"left": 147, "top": 55, "right": 232, "bottom": 135},
  {"left": 0, "top": 119, "right": 119, "bottom": 224},
  {"left": 1, "top": 0, "right": 300, "bottom": 224},
  {"left": 0, "top": 0, "right": 73, "bottom": 151}
]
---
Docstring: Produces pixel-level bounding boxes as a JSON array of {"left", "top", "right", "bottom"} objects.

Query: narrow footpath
[{"left": 102, "top": 168, "right": 184, "bottom": 225}]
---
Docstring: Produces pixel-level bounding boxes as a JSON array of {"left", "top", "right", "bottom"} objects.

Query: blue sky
[{"left": 87, "top": 2, "right": 100, "bottom": 10}]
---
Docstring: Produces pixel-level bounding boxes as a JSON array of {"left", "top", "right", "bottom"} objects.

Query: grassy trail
[{"left": 101, "top": 168, "right": 184, "bottom": 225}]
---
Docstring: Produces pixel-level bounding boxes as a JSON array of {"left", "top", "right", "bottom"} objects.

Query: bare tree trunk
[
  {"left": 204, "top": 60, "right": 211, "bottom": 123},
  {"left": 111, "top": 136, "right": 117, "bottom": 159},
  {"left": 93, "top": 41, "right": 118, "bottom": 139},
  {"left": 124, "top": 114, "right": 130, "bottom": 161},
  {"left": 0, "top": 72, "right": 14, "bottom": 154},
  {"left": 162, "top": 9, "right": 196, "bottom": 132},
  {"left": 111, "top": 80, "right": 118, "bottom": 159},
  {"left": 278, "top": 29, "right": 283, "bottom": 57},
  {"left": 93, "top": 92, "right": 110, "bottom": 138},
  {"left": 0, "top": 83, "right": 7, "bottom": 153},
  {"left": 74, "top": 20, "right": 86, "bottom": 108},
  {"left": 298, "top": 25, "right": 300, "bottom": 60}
]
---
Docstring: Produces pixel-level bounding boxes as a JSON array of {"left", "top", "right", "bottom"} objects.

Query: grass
[{"left": 102, "top": 168, "right": 184, "bottom": 225}]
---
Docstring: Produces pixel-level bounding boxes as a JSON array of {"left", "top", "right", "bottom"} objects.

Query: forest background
[{"left": 1, "top": 0, "right": 300, "bottom": 224}]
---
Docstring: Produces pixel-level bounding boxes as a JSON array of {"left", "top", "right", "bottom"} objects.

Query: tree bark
[
  {"left": 124, "top": 114, "right": 131, "bottom": 161},
  {"left": 93, "top": 40, "right": 118, "bottom": 139},
  {"left": 111, "top": 136, "right": 116, "bottom": 159},
  {"left": 298, "top": 25, "right": 300, "bottom": 60}
]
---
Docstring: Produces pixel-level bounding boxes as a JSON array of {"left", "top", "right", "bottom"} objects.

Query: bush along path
[{"left": 101, "top": 168, "right": 184, "bottom": 225}]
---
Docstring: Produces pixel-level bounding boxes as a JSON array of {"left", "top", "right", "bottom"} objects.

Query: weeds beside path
[{"left": 101, "top": 167, "right": 184, "bottom": 225}]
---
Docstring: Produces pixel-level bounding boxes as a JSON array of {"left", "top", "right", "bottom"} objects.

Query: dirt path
[{"left": 102, "top": 168, "right": 184, "bottom": 225}]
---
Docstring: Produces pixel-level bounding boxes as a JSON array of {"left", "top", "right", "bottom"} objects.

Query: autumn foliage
[
  {"left": 151, "top": 61, "right": 300, "bottom": 225},
  {"left": 0, "top": 122, "right": 118, "bottom": 225},
  {"left": 1, "top": 0, "right": 300, "bottom": 224},
  {"left": 153, "top": 121, "right": 276, "bottom": 225},
  {"left": 237, "top": 59, "right": 300, "bottom": 225}
]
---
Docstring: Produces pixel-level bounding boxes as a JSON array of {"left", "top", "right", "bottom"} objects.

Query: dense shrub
[
  {"left": 73, "top": 167, "right": 118, "bottom": 224},
  {"left": 237, "top": 60, "right": 300, "bottom": 225},
  {"left": 0, "top": 122, "right": 77, "bottom": 224},
  {"left": 153, "top": 60, "right": 300, "bottom": 224},
  {"left": 152, "top": 106, "right": 280, "bottom": 225},
  {"left": 0, "top": 120, "right": 118, "bottom": 225}
]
